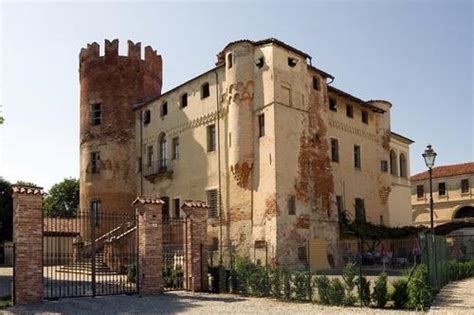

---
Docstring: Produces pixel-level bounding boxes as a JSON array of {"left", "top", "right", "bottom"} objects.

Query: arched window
[
  {"left": 390, "top": 150, "right": 398, "bottom": 176},
  {"left": 399, "top": 153, "right": 407, "bottom": 178},
  {"left": 159, "top": 133, "right": 167, "bottom": 168}
]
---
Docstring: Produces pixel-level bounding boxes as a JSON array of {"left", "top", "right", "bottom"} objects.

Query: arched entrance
[{"left": 454, "top": 206, "right": 474, "bottom": 219}]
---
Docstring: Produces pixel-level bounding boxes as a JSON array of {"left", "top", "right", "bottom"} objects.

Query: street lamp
[
  {"left": 422, "top": 144, "right": 437, "bottom": 237},
  {"left": 422, "top": 144, "right": 437, "bottom": 284}
]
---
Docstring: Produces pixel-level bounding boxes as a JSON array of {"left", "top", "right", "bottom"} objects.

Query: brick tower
[{"left": 79, "top": 39, "right": 162, "bottom": 235}]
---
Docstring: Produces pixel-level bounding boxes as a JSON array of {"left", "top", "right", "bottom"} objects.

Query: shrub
[
  {"left": 342, "top": 263, "right": 357, "bottom": 306},
  {"left": 269, "top": 267, "right": 283, "bottom": 299},
  {"left": 372, "top": 273, "right": 388, "bottom": 308},
  {"left": 392, "top": 278, "right": 408, "bottom": 309},
  {"left": 314, "top": 275, "right": 331, "bottom": 305},
  {"left": 407, "top": 264, "right": 434, "bottom": 310},
  {"left": 293, "top": 271, "right": 312, "bottom": 302},
  {"left": 328, "top": 278, "right": 346, "bottom": 306},
  {"left": 127, "top": 264, "right": 137, "bottom": 283},
  {"left": 282, "top": 269, "right": 292, "bottom": 300},
  {"left": 355, "top": 276, "right": 371, "bottom": 306}
]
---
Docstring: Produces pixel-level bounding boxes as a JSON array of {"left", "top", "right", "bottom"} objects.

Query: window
[
  {"left": 207, "top": 189, "right": 219, "bottom": 218},
  {"left": 147, "top": 146, "right": 153, "bottom": 167},
  {"left": 173, "top": 198, "right": 180, "bottom": 219},
  {"left": 172, "top": 137, "right": 179, "bottom": 160},
  {"left": 288, "top": 195, "right": 296, "bottom": 215},
  {"left": 227, "top": 53, "right": 233, "bottom": 69},
  {"left": 159, "top": 134, "right": 167, "bottom": 168},
  {"left": 137, "top": 157, "right": 142, "bottom": 172},
  {"left": 354, "top": 145, "right": 361, "bottom": 169},
  {"left": 312, "top": 77, "right": 320, "bottom": 91},
  {"left": 399, "top": 153, "right": 407, "bottom": 178},
  {"left": 355, "top": 198, "right": 366, "bottom": 223},
  {"left": 161, "top": 102, "right": 168, "bottom": 117},
  {"left": 438, "top": 182, "right": 446, "bottom": 196},
  {"left": 143, "top": 109, "right": 151, "bottom": 125},
  {"left": 362, "top": 110, "right": 369, "bottom": 124},
  {"left": 90, "top": 200, "right": 101, "bottom": 226},
  {"left": 346, "top": 104, "right": 353, "bottom": 118},
  {"left": 180, "top": 93, "right": 188, "bottom": 108},
  {"left": 381, "top": 160, "right": 389, "bottom": 172},
  {"left": 336, "top": 195, "right": 344, "bottom": 216},
  {"left": 330, "top": 138, "right": 339, "bottom": 163},
  {"left": 297, "top": 246, "right": 307, "bottom": 263},
  {"left": 417, "top": 185, "right": 424, "bottom": 198},
  {"left": 91, "top": 152, "right": 100, "bottom": 174},
  {"left": 161, "top": 197, "right": 170, "bottom": 221},
  {"left": 256, "top": 57, "right": 264, "bottom": 69},
  {"left": 461, "top": 179, "right": 470, "bottom": 193},
  {"left": 201, "top": 82, "right": 210, "bottom": 99},
  {"left": 90, "top": 103, "right": 102, "bottom": 126},
  {"left": 390, "top": 150, "right": 397, "bottom": 176},
  {"left": 258, "top": 114, "right": 265, "bottom": 138},
  {"left": 207, "top": 124, "right": 216, "bottom": 152},
  {"left": 288, "top": 57, "right": 297, "bottom": 67},
  {"left": 329, "top": 97, "right": 337, "bottom": 112}
]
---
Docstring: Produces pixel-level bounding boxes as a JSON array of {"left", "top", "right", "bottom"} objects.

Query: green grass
[{"left": 0, "top": 295, "right": 12, "bottom": 309}]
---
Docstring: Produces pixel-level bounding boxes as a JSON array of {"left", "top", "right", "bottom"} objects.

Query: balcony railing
[{"left": 143, "top": 159, "right": 173, "bottom": 180}]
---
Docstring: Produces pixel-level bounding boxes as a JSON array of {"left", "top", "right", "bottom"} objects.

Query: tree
[
  {"left": 44, "top": 178, "right": 79, "bottom": 218},
  {"left": 0, "top": 177, "right": 13, "bottom": 241}
]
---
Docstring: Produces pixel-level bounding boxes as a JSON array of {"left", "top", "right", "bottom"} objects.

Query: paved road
[
  {"left": 3, "top": 291, "right": 421, "bottom": 314},
  {"left": 0, "top": 267, "right": 12, "bottom": 297},
  {"left": 430, "top": 277, "right": 474, "bottom": 314}
]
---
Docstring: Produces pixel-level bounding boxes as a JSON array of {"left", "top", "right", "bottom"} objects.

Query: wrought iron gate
[
  {"left": 43, "top": 210, "right": 138, "bottom": 298},
  {"left": 162, "top": 217, "right": 186, "bottom": 290}
]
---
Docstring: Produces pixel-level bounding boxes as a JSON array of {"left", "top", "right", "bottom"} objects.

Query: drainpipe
[
  {"left": 139, "top": 110, "right": 143, "bottom": 196},
  {"left": 214, "top": 69, "right": 223, "bottom": 264}
]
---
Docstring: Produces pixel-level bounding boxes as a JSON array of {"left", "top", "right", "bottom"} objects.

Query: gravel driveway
[{"left": 3, "top": 291, "right": 421, "bottom": 314}]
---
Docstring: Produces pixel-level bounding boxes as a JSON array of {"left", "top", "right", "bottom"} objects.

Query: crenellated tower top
[{"left": 79, "top": 39, "right": 162, "bottom": 85}]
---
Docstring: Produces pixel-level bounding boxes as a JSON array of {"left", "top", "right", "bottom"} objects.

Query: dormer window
[
  {"left": 180, "top": 93, "right": 188, "bottom": 108},
  {"left": 143, "top": 109, "right": 151, "bottom": 125},
  {"left": 288, "top": 57, "right": 297, "bottom": 67}
]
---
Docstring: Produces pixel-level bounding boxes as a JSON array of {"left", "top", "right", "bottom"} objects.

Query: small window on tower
[
  {"left": 90, "top": 151, "right": 101, "bottom": 174},
  {"left": 143, "top": 109, "right": 151, "bottom": 125},
  {"left": 90, "top": 103, "right": 102, "bottom": 126},
  {"left": 161, "top": 102, "right": 168, "bottom": 117},
  {"left": 201, "top": 82, "right": 210, "bottom": 99},
  {"left": 288, "top": 57, "right": 297, "bottom": 67},
  {"left": 312, "top": 77, "right": 320, "bottom": 91},
  {"left": 362, "top": 110, "right": 369, "bottom": 124},
  {"left": 288, "top": 195, "right": 296, "bottom": 215},
  {"left": 258, "top": 114, "right": 265, "bottom": 138},
  {"left": 346, "top": 104, "right": 354, "bottom": 118},
  {"left": 180, "top": 93, "right": 188, "bottom": 108},
  {"left": 329, "top": 97, "right": 337, "bottom": 112},
  {"left": 227, "top": 53, "right": 233, "bottom": 69}
]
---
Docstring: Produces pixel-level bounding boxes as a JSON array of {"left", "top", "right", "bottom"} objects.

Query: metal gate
[
  {"left": 43, "top": 210, "right": 138, "bottom": 298},
  {"left": 162, "top": 217, "right": 186, "bottom": 290}
]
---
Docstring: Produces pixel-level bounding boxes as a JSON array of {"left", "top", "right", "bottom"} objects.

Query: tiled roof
[
  {"left": 182, "top": 200, "right": 209, "bottom": 208},
  {"left": 11, "top": 185, "right": 44, "bottom": 195},
  {"left": 411, "top": 162, "right": 474, "bottom": 181},
  {"left": 43, "top": 218, "right": 80, "bottom": 236},
  {"left": 132, "top": 196, "right": 165, "bottom": 205}
]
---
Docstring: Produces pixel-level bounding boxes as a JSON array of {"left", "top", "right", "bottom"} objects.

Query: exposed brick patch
[
  {"left": 295, "top": 214, "right": 310, "bottom": 229},
  {"left": 382, "top": 130, "right": 391, "bottom": 151},
  {"left": 379, "top": 186, "right": 392, "bottom": 205},
  {"left": 262, "top": 195, "right": 279, "bottom": 223}
]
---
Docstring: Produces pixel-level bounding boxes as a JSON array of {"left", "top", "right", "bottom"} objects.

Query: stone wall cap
[
  {"left": 11, "top": 185, "right": 44, "bottom": 195},
  {"left": 182, "top": 200, "right": 209, "bottom": 209},
  {"left": 132, "top": 196, "right": 165, "bottom": 205}
]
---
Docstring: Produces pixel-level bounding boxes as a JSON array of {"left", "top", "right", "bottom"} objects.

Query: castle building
[
  {"left": 412, "top": 162, "right": 474, "bottom": 229},
  {"left": 80, "top": 38, "right": 413, "bottom": 266}
]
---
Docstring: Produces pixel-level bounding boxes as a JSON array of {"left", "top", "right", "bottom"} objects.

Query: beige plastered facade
[
  {"left": 134, "top": 39, "right": 413, "bottom": 267},
  {"left": 412, "top": 172, "right": 474, "bottom": 226}
]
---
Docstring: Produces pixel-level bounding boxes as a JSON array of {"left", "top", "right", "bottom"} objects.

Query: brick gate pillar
[
  {"left": 133, "top": 197, "right": 164, "bottom": 295},
  {"left": 12, "top": 185, "right": 44, "bottom": 305},
  {"left": 181, "top": 200, "right": 209, "bottom": 292}
]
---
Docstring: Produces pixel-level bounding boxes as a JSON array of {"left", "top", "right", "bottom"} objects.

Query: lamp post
[{"left": 422, "top": 144, "right": 437, "bottom": 285}]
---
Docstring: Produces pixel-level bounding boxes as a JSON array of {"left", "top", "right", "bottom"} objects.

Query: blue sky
[{"left": 0, "top": 0, "right": 472, "bottom": 190}]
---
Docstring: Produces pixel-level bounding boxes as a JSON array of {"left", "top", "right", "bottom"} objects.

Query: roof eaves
[{"left": 327, "top": 86, "right": 386, "bottom": 113}]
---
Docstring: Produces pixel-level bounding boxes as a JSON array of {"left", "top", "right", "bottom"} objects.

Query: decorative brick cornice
[
  {"left": 11, "top": 185, "right": 44, "bottom": 195},
  {"left": 182, "top": 200, "right": 209, "bottom": 209},
  {"left": 132, "top": 196, "right": 164, "bottom": 205},
  {"left": 328, "top": 118, "right": 379, "bottom": 143}
]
